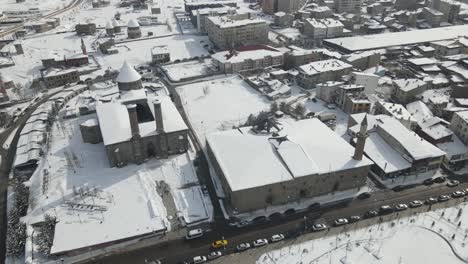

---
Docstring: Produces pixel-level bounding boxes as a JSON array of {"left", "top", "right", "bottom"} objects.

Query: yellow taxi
[{"left": 211, "top": 239, "right": 228, "bottom": 248}]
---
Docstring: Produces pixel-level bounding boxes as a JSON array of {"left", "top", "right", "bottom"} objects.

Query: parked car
[
  {"left": 395, "top": 203, "right": 408, "bottom": 211},
  {"left": 423, "top": 178, "right": 434, "bottom": 186},
  {"left": 438, "top": 194, "right": 450, "bottom": 202},
  {"left": 452, "top": 191, "right": 465, "bottom": 198},
  {"left": 334, "top": 218, "right": 349, "bottom": 226},
  {"left": 192, "top": 256, "right": 207, "bottom": 264},
  {"left": 207, "top": 251, "right": 222, "bottom": 260},
  {"left": 236, "top": 243, "right": 251, "bottom": 252},
  {"left": 253, "top": 238, "right": 269, "bottom": 247},
  {"left": 434, "top": 177, "right": 447, "bottom": 183},
  {"left": 357, "top": 192, "right": 371, "bottom": 199},
  {"left": 211, "top": 239, "right": 228, "bottom": 248},
  {"left": 185, "top": 229, "right": 203, "bottom": 240},
  {"left": 364, "top": 210, "right": 379, "bottom": 218},
  {"left": 463, "top": 188, "right": 468, "bottom": 195},
  {"left": 270, "top": 234, "right": 285, "bottom": 243},
  {"left": 447, "top": 180, "right": 460, "bottom": 187},
  {"left": 348, "top": 216, "right": 361, "bottom": 223},
  {"left": 312, "top": 223, "right": 327, "bottom": 231},
  {"left": 409, "top": 200, "right": 423, "bottom": 208},
  {"left": 425, "top": 197, "right": 438, "bottom": 205},
  {"left": 379, "top": 205, "right": 394, "bottom": 215}
]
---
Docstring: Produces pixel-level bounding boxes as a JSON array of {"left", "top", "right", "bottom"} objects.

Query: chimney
[
  {"left": 153, "top": 99, "right": 164, "bottom": 133},
  {"left": 126, "top": 104, "right": 140, "bottom": 137}
]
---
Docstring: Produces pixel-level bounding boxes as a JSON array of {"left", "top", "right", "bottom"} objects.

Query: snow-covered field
[
  {"left": 162, "top": 58, "right": 214, "bottom": 82},
  {"left": 257, "top": 203, "right": 468, "bottom": 264},
  {"left": 0, "top": 0, "right": 72, "bottom": 12},
  {"left": 176, "top": 75, "right": 271, "bottom": 146}
]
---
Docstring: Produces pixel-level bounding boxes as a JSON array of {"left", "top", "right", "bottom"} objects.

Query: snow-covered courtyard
[{"left": 176, "top": 75, "right": 271, "bottom": 146}]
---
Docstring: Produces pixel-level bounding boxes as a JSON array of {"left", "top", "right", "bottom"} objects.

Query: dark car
[
  {"left": 364, "top": 210, "right": 379, "bottom": 218},
  {"left": 379, "top": 205, "right": 394, "bottom": 215},
  {"left": 434, "top": 177, "right": 447, "bottom": 183},
  {"left": 423, "top": 178, "right": 434, "bottom": 186},
  {"left": 357, "top": 192, "right": 371, "bottom": 199}
]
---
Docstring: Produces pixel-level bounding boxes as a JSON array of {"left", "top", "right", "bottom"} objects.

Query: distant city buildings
[
  {"left": 296, "top": 59, "right": 352, "bottom": 89},
  {"left": 334, "top": 0, "right": 362, "bottom": 13},
  {"left": 303, "top": 18, "right": 344, "bottom": 39},
  {"left": 211, "top": 45, "right": 284, "bottom": 73},
  {"left": 205, "top": 15, "right": 269, "bottom": 49}
]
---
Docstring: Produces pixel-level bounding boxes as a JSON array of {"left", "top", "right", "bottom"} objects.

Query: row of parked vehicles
[
  {"left": 329, "top": 188, "right": 468, "bottom": 229},
  {"left": 189, "top": 234, "right": 285, "bottom": 263}
]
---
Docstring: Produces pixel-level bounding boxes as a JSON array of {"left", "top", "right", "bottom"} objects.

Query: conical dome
[
  {"left": 112, "top": 19, "right": 120, "bottom": 27},
  {"left": 116, "top": 61, "right": 141, "bottom": 83},
  {"left": 106, "top": 21, "right": 113, "bottom": 29}
]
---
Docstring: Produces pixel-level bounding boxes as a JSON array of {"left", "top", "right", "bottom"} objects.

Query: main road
[{"left": 86, "top": 181, "right": 468, "bottom": 264}]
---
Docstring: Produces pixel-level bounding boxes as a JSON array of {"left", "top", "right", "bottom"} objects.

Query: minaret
[
  {"left": 81, "top": 38, "right": 87, "bottom": 55},
  {"left": 353, "top": 115, "right": 368, "bottom": 161}
]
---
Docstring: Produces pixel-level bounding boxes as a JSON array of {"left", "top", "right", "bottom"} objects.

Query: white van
[{"left": 185, "top": 228, "right": 203, "bottom": 240}]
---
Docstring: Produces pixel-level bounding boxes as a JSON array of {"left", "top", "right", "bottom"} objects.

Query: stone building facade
[
  {"left": 75, "top": 23, "right": 97, "bottom": 35},
  {"left": 206, "top": 119, "right": 372, "bottom": 213},
  {"left": 205, "top": 15, "right": 269, "bottom": 50},
  {"left": 43, "top": 69, "right": 80, "bottom": 88}
]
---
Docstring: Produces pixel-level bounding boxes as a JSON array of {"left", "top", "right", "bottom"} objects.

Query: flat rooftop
[{"left": 323, "top": 25, "right": 468, "bottom": 53}]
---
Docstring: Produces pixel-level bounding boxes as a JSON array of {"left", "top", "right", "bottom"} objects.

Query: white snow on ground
[
  {"left": 296, "top": 92, "right": 350, "bottom": 137},
  {"left": 176, "top": 75, "right": 271, "bottom": 146},
  {"left": 1, "top": 31, "right": 210, "bottom": 90},
  {"left": 257, "top": 202, "right": 468, "bottom": 264},
  {"left": 0, "top": 0, "right": 72, "bottom": 12},
  {"left": 162, "top": 58, "right": 214, "bottom": 82},
  {"left": 25, "top": 114, "right": 168, "bottom": 255},
  {"left": 24, "top": 93, "right": 212, "bottom": 255},
  {"left": 99, "top": 35, "right": 211, "bottom": 68}
]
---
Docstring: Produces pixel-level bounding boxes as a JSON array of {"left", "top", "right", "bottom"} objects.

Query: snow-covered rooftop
[
  {"left": 362, "top": 133, "right": 412, "bottom": 173},
  {"left": 421, "top": 123, "right": 453, "bottom": 140},
  {"left": 207, "top": 16, "right": 266, "bottom": 28},
  {"left": 406, "top": 100, "right": 433, "bottom": 124},
  {"left": 393, "top": 78, "right": 427, "bottom": 92},
  {"left": 207, "top": 119, "right": 373, "bottom": 191},
  {"left": 96, "top": 94, "right": 187, "bottom": 146},
  {"left": 324, "top": 25, "right": 468, "bottom": 52},
  {"left": 211, "top": 47, "right": 283, "bottom": 64},
  {"left": 127, "top": 18, "right": 140, "bottom": 28},
  {"left": 378, "top": 118, "right": 445, "bottom": 160},
  {"left": 116, "top": 61, "right": 141, "bottom": 83},
  {"left": 378, "top": 101, "right": 416, "bottom": 122},
  {"left": 298, "top": 59, "right": 352, "bottom": 76}
]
